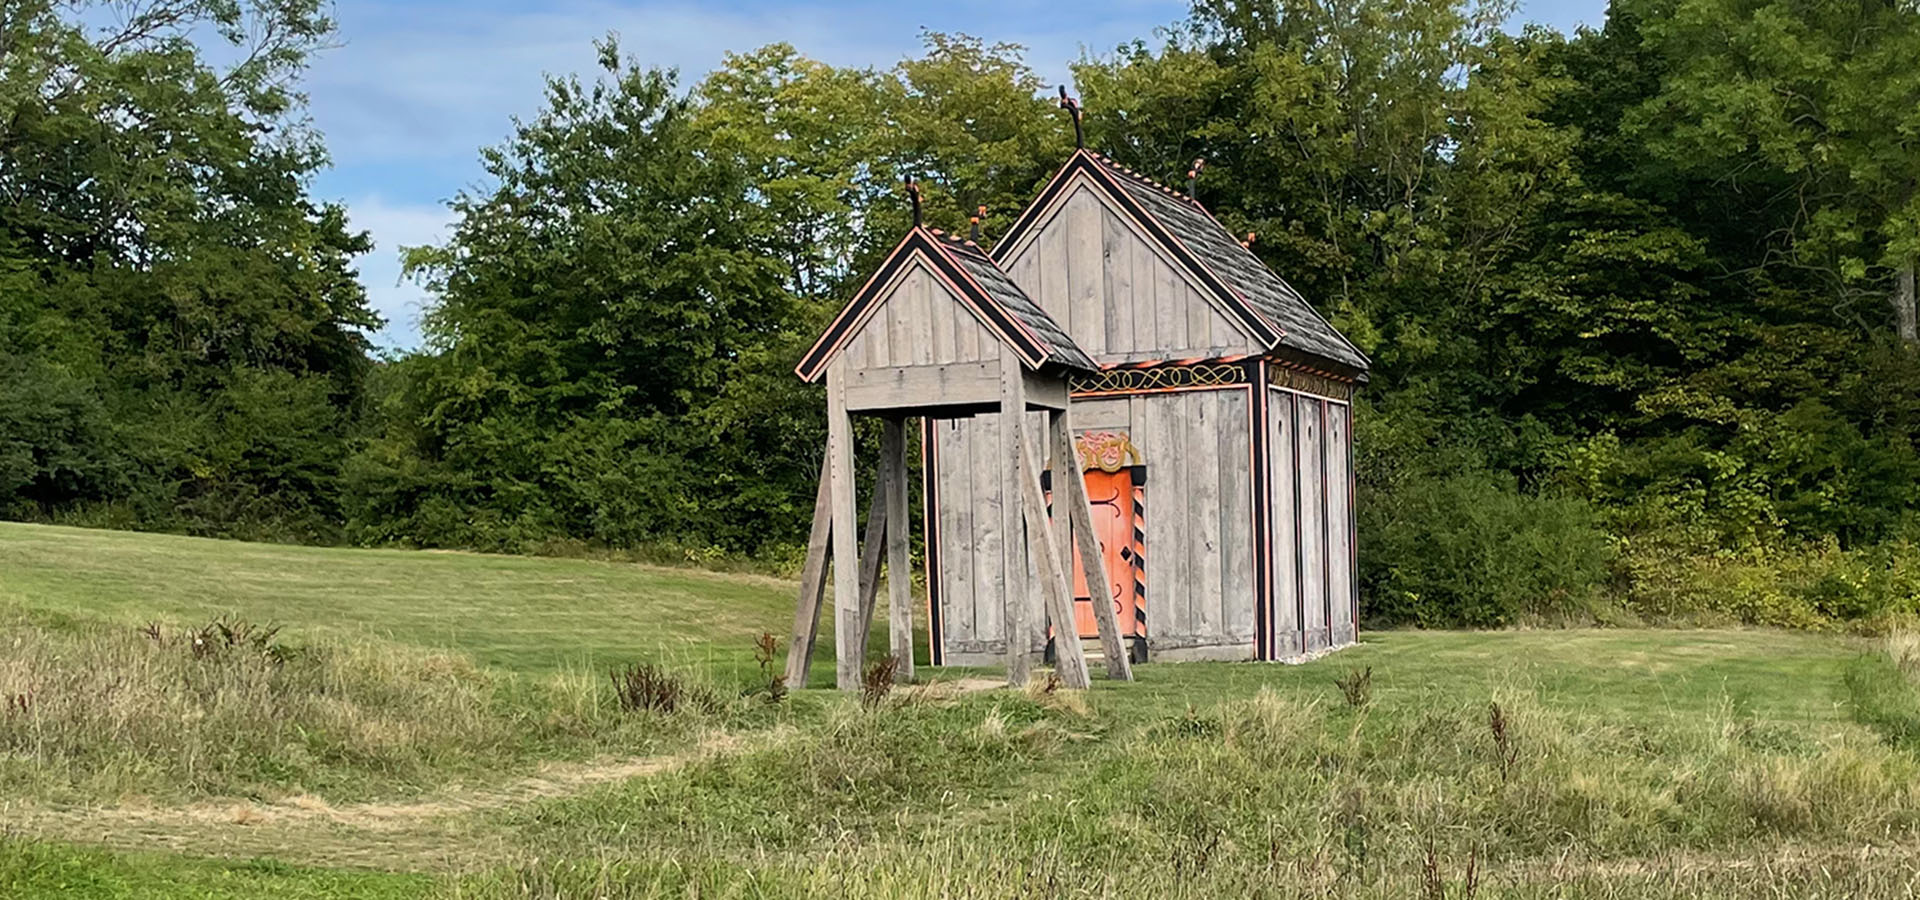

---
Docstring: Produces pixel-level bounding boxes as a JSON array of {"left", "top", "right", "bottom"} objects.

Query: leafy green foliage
[
  {"left": 0, "top": 0, "right": 378, "bottom": 541},
  {"left": 341, "top": 42, "right": 801, "bottom": 553},
  {"left": 1361, "top": 472, "right": 1615, "bottom": 626},
  {"left": 10, "top": 0, "right": 1920, "bottom": 627}
]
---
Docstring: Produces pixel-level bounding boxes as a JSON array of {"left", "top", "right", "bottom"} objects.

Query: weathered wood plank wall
[
  {"left": 841, "top": 262, "right": 1003, "bottom": 370},
  {"left": 1296, "top": 395, "right": 1329, "bottom": 652},
  {"left": 1001, "top": 181, "right": 1255, "bottom": 363},
  {"left": 930, "top": 387, "right": 1257, "bottom": 663},
  {"left": 1267, "top": 389, "right": 1301, "bottom": 659}
]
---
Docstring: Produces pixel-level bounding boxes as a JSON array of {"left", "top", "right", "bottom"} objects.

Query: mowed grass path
[{"left": 0, "top": 522, "right": 797, "bottom": 676}]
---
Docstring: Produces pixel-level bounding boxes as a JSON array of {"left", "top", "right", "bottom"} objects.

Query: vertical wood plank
[
  {"left": 1067, "top": 190, "right": 1105, "bottom": 355},
  {"left": 1212, "top": 307, "right": 1250, "bottom": 352},
  {"left": 1022, "top": 412, "right": 1090, "bottom": 689},
  {"left": 1130, "top": 232, "right": 1156, "bottom": 355},
  {"left": 784, "top": 454, "right": 833, "bottom": 687},
  {"left": 890, "top": 272, "right": 914, "bottom": 365},
  {"left": 846, "top": 331, "right": 867, "bottom": 370},
  {"left": 1297, "top": 395, "right": 1328, "bottom": 651},
  {"left": 1058, "top": 408, "right": 1134, "bottom": 680},
  {"left": 1024, "top": 410, "right": 1047, "bottom": 644},
  {"left": 971, "top": 414, "right": 1004, "bottom": 647},
  {"left": 1036, "top": 227, "right": 1063, "bottom": 327},
  {"left": 1048, "top": 410, "right": 1074, "bottom": 647},
  {"left": 956, "top": 308, "right": 981, "bottom": 360},
  {"left": 885, "top": 272, "right": 910, "bottom": 366},
  {"left": 1221, "top": 388, "right": 1255, "bottom": 643},
  {"left": 912, "top": 270, "right": 936, "bottom": 365},
  {"left": 884, "top": 418, "right": 914, "bottom": 680},
  {"left": 1102, "top": 207, "right": 1133, "bottom": 354},
  {"left": 1011, "top": 246, "right": 1039, "bottom": 297},
  {"left": 1187, "top": 277, "right": 1213, "bottom": 353},
  {"left": 1326, "top": 403, "right": 1354, "bottom": 646},
  {"left": 939, "top": 421, "right": 975, "bottom": 644},
  {"left": 1189, "top": 390, "right": 1223, "bottom": 643},
  {"left": 1347, "top": 401, "right": 1359, "bottom": 643},
  {"left": 930, "top": 271, "right": 956, "bottom": 363},
  {"left": 826, "top": 361, "right": 861, "bottom": 690},
  {"left": 909, "top": 269, "right": 930, "bottom": 364},
  {"left": 1000, "top": 355, "right": 1032, "bottom": 685},
  {"left": 1154, "top": 255, "right": 1187, "bottom": 350},
  {"left": 1269, "top": 390, "right": 1299, "bottom": 658},
  {"left": 866, "top": 295, "right": 892, "bottom": 368}
]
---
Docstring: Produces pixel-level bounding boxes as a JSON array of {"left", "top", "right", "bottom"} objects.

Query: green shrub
[
  {"left": 1359, "top": 473, "right": 1615, "bottom": 627},
  {"left": 1619, "top": 538, "right": 1920, "bottom": 628}
]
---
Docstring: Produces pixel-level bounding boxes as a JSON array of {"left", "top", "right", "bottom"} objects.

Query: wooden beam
[
  {"left": 883, "top": 418, "right": 913, "bottom": 681},
  {"left": 827, "top": 361, "right": 862, "bottom": 691},
  {"left": 845, "top": 361, "right": 1000, "bottom": 412},
  {"left": 1020, "top": 411, "right": 1090, "bottom": 689},
  {"left": 784, "top": 455, "right": 833, "bottom": 688},
  {"left": 1046, "top": 409, "right": 1074, "bottom": 660},
  {"left": 999, "top": 354, "right": 1031, "bottom": 687},
  {"left": 854, "top": 462, "right": 888, "bottom": 653},
  {"left": 1021, "top": 370, "right": 1071, "bottom": 410},
  {"left": 1057, "top": 408, "right": 1134, "bottom": 681}
]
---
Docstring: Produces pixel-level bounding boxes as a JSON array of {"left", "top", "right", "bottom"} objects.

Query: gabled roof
[
  {"left": 993, "top": 150, "right": 1370, "bottom": 377},
  {"left": 795, "top": 227, "right": 1096, "bottom": 382}
]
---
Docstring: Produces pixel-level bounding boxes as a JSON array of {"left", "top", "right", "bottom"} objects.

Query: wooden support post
[
  {"left": 883, "top": 418, "right": 913, "bottom": 682},
  {"left": 854, "top": 463, "right": 888, "bottom": 653},
  {"left": 1057, "top": 408, "right": 1134, "bottom": 681},
  {"left": 784, "top": 455, "right": 833, "bottom": 687},
  {"left": 1020, "top": 412, "right": 1090, "bottom": 689},
  {"left": 1048, "top": 409, "right": 1073, "bottom": 636},
  {"left": 999, "top": 355, "right": 1031, "bottom": 687},
  {"left": 827, "top": 362, "right": 862, "bottom": 691}
]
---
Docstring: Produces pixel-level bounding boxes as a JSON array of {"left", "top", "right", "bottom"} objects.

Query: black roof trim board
[
  {"left": 992, "top": 150, "right": 1370, "bottom": 377},
  {"left": 795, "top": 228, "right": 1095, "bottom": 382}
]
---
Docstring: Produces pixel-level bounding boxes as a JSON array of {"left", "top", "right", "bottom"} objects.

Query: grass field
[
  {"left": 5, "top": 521, "right": 1920, "bottom": 898},
  {"left": 0, "top": 523, "right": 798, "bottom": 676}
]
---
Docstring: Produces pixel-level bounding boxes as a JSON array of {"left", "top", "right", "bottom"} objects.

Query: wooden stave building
[{"left": 918, "top": 150, "right": 1370, "bottom": 666}]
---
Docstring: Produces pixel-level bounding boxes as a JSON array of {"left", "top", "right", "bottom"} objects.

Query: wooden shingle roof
[
  {"left": 795, "top": 227, "right": 1095, "bottom": 382},
  {"left": 995, "top": 150, "right": 1370, "bottom": 378},
  {"left": 935, "top": 234, "right": 1095, "bottom": 371}
]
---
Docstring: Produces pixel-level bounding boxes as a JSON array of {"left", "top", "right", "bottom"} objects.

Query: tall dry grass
[
  {"left": 459, "top": 681, "right": 1920, "bottom": 899},
  {"left": 0, "top": 606, "right": 727, "bottom": 803}
]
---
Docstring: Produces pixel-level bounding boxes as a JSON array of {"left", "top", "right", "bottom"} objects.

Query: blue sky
[{"left": 306, "top": 0, "right": 1607, "bottom": 349}]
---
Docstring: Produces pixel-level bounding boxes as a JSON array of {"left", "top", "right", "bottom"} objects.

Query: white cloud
[
  {"left": 310, "top": 0, "right": 1180, "bottom": 164},
  {"left": 308, "top": 0, "right": 1187, "bottom": 347},
  {"left": 342, "top": 195, "right": 457, "bottom": 351}
]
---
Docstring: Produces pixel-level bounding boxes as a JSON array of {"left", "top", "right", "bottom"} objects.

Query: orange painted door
[{"left": 1067, "top": 469, "right": 1141, "bottom": 639}]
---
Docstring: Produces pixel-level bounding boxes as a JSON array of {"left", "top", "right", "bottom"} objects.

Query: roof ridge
[
  {"left": 1084, "top": 151, "right": 1205, "bottom": 209},
  {"left": 922, "top": 226, "right": 995, "bottom": 261}
]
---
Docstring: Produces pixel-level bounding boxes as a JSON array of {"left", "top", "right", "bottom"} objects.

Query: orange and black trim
[
  {"left": 1250, "top": 359, "right": 1273, "bottom": 660},
  {"left": 1127, "top": 479, "right": 1148, "bottom": 651}
]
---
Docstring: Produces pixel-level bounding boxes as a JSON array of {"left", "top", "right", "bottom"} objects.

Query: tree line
[{"left": 6, "top": 0, "right": 1920, "bottom": 627}]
